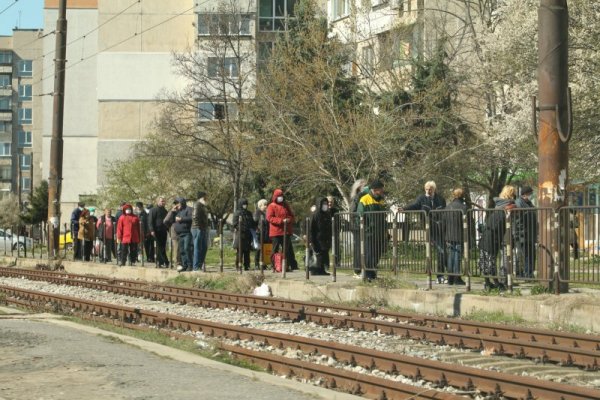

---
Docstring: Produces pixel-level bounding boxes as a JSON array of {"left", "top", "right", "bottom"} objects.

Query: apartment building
[
  {"left": 41, "top": 0, "right": 194, "bottom": 219},
  {"left": 0, "top": 29, "right": 44, "bottom": 204}
]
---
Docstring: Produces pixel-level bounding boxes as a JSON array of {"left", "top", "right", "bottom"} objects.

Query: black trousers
[
  {"left": 73, "top": 237, "right": 82, "bottom": 260},
  {"left": 120, "top": 243, "right": 138, "bottom": 266},
  {"left": 155, "top": 231, "right": 169, "bottom": 267},
  {"left": 272, "top": 235, "right": 297, "bottom": 269},
  {"left": 144, "top": 236, "right": 155, "bottom": 262}
]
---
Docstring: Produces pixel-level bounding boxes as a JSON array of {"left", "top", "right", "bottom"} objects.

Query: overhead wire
[{"left": 0, "top": 0, "right": 19, "bottom": 17}]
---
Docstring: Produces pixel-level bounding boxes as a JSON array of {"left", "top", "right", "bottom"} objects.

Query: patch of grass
[
  {"left": 357, "top": 274, "right": 418, "bottom": 290},
  {"left": 548, "top": 322, "right": 588, "bottom": 334},
  {"left": 530, "top": 284, "right": 550, "bottom": 295},
  {"left": 464, "top": 309, "right": 525, "bottom": 325}
]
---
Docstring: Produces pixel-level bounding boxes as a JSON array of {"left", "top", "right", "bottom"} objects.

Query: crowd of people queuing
[{"left": 69, "top": 181, "right": 543, "bottom": 290}]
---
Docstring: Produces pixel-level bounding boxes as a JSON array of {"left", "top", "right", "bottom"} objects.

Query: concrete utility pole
[
  {"left": 47, "top": 0, "right": 67, "bottom": 257},
  {"left": 533, "top": 0, "right": 572, "bottom": 292}
]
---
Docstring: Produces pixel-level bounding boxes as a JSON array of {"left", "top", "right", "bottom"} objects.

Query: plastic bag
[{"left": 250, "top": 229, "right": 259, "bottom": 250}]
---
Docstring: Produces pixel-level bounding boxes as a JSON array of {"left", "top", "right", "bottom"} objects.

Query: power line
[{"left": 0, "top": 0, "right": 19, "bottom": 17}]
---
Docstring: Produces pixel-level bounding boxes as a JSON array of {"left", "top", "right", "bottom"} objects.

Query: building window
[
  {"left": 0, "top": 97, "right": 11, "bottom": 111},
  {"left": 198, "top": 102, "right": 238, "bottom": 121},
  {"left": 378, "top": 30, "right": 412, "bottom": 70},
  {"left": 362, "top": 46, "right": 375, "bottom": 76},
  {"left": 18, "top": 108, "right": 32, "bottom": 124},
  {"left": 0, "top": 121, "right": 10, "bottom": 133},
  {"left": 207, "top": 57, "right": 239, "bottom": 78},
  {"left": 0, "top": 143, "right": 11, "bottom": 156},
  {"left": 0, "top": 75, "right": 10, "bottom": 88},
  {"left": 17, "top": 60, "right": 33, "bottom": 77},
  {"left": 21, "top": 177, "right": 31, "bottom": 192},
  {"left": 0, "top": 52, "right": 12, "bottom": 64},
  {"left": 0, "top": 167, "right": 10, "bottom": 180},
  {"left": 20, "top": 153, "right": 31, "bottom": 171},
  {"left": 198, "top": 13, "right": 252, "bottom": 36},
  {"left": 18, "top": 131, "right": 32, "bottom": 148},
  {"left": 258, "top": 41, "right": 274, "bottom": 73},
  {"left": 332, "top": 0, "right": 349, "bottom": 20},
  {"left": 259, "top": 0, "right": 296, "bottom": 31},
  {"left": 18, "top": 84, "right": 32, "bottom": 101}
]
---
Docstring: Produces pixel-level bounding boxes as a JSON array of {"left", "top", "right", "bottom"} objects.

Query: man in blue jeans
[
  {"left": 174, "top": 197, "right": 193, "bottom": 272},
  {"left": 192, "top": 191, "right": 209, "bottom": 271}
]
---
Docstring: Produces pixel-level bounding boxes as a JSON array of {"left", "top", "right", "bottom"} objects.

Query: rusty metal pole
[
  {"left": 47, "top": 0, "right": 67, "bottom": 258},
  {"left": 534, "top": 0, "right": 571, "bottom": 292}
]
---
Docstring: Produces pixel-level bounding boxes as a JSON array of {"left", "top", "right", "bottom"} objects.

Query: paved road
[{"left": 0, "top": 309, "right": 359, "bottom": 400}]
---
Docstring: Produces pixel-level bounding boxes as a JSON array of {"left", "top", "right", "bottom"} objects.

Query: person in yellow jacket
[{"left": 78, "top": 208, "right": 96, "bottom": 261}]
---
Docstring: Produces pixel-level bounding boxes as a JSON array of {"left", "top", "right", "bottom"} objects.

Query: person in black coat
[
  {"left": 309, "top": 197, "right": 332, "bottom": 276},
  {"left": 403, "top": 181, "right": 447, "bottom": 283},
  {"left": 233, "top": 198, "right": 257, "bottom": 271},
  {"left": 443, "top": 189, "right": 467, "bottom": 285},
  {"left": 513, "top": 186, "right": 537, "bottom": 278},
  {"left": 148, "top": 197, "right": 169, "bottom": 268}
]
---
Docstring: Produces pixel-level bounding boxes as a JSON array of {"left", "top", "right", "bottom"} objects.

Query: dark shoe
[
  {"left": 484, "top": 278, "right": 496, "bottom": 290},
  {"left": 447, "top": 276, "right": 455, "bottom": 285},
  {"left": 454, "top": 278, "right": 466, "bottom": 286},
  {"left": 495, "top": 281, "right": 507, "bottom": 291}
]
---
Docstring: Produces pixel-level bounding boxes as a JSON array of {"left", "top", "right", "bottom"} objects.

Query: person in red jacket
[
  {"left": 266, "top": 188, "right": 298, "bottom": 270},
  {"left": 117, "top": 203, "right": 140, "bottom": 266}
]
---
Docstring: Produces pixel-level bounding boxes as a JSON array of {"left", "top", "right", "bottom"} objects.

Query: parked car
[{"left": 0, "top": 228, "right": 34, "bottom": 252}]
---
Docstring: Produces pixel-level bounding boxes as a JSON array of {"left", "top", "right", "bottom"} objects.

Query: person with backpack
[
  {"left": 356, "top": 180, "right": 387, "bottom": 281},
  {"left": 478, "top": 185, "right": 516, "bottom": 290},
  {"left": 96, "top": 208, "right": 116, "bottom": 263},
  {"left": 266, "top": 188, "right": 298, "bottom": 271}
]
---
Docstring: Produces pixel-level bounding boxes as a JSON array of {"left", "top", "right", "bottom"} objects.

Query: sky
[{"left": 0, "top": 0, "right": 44, "bottom": 36}]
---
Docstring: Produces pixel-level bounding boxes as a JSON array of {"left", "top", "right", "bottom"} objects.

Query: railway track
[
  {"left": 1, "top": 267, "right": 598, "bottom": 372},
  {"left": 2, "top": 284, "right": 600, "bottom": 400}
]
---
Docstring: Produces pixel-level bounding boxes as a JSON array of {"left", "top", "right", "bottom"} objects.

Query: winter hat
[
  {"left": 197, "top": 191, "right": 206, "bottom": 200},
  {"left": 521, "top": 186, "right": 533, "bottom": 195},
  {"left": 135, "top": 201, "right": 144, "bottom": 209},
  {"left": 370, "top": 180, "right": 384, "bottom": 190}
]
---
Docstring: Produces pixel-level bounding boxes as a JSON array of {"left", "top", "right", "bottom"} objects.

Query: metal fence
[{"left": 4, "top": 206, "right": 600, "bottom": 293}]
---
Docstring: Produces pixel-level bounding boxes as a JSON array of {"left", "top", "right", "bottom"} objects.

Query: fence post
[
  {"left": 236, "top": 215, "right": 242, "bottom": 274},
  {"left": 259, "top": 215, "right": 264, "bottom": 277},
  {"left": 14, "top": 224, "right": 19, "bottom": 258},
  {"left": 331, "top": 215, "right": 336, "bottom": 283},
  {"left": 139, "top": 218, "right": 144, "bottom": 267},
  {"left": 63, "top": 223, "right": 68, "bottom": 258},
  {"left": 425, "top": 216, "right": 432, "bottom": 290},
  {"left": 462, "top": 213, "right": 470, "bottom": 292},
  {"left": 392, "top": 213, "right": 398, "bottom": 277},
  {"left": 219, "top": 219, "right": 224, "bottom": 273},
  {"left": 360, "top": 215, "right": 365, "bottom": 282},
  {"left": 554, "top": 210, "right": 561, "bottom": 295},
  {"left": 506, "top": 214, "right": 513, "bottom": 293},
  {"left": 31, "top": 225, "right": 35, "bottom": 259},
  {"left": 305, "top": 217, "right": 310, "bottom": 280},
  {"left": 282, "top": 220, "right": 287, "bottom": 278}
]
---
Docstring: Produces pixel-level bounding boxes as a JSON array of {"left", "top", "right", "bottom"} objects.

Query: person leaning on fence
[
  {"left": 443, "top": 189, "right": 467, "bottom": 285},
  {"left": 403, "top": 181, "right": 447, "bottom": 284},
  {"left": 117, "top": 203, "right": 140, "bottom": 267},
  {"left": 96, "top": 208, "right": 116, "bottom": 263},
  {"left": 309, "top": 197, "right": 332, "bottom": 276},
  {"left": 350, "top": 179, "right": 369, "bottom": 277},
  {"left": 174, "top": 197, "right": 193, "bottom": 272},
  {"left": 266, "top": 188, "right": 298, "bottom": 271},
  {"left": 70, "top": 201, "right": 85, "bottom": 260},
  {"left": 254, "top": 199, "right": 270, "bottom": 269},
  {"left": 356, "top": 180, "right": 387, "bottom": 281},
  {"left": 513, "top": 186, "right": 537, "bottom": 278},
  {"left": 78, "top": 208, "right": 96, "bottom": 262},
  {"left": 149, "top": 197, "right": 169, "bottom": 268},
  {"left": 478, "top": 185, "right": 516, "bottom": 291},
  {"left": 233, "top": 198, "right": 257, "bottom": 271}
]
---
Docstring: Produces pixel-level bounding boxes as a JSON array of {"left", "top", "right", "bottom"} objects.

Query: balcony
[
  {"left": 0, "top": 110, "right": 12, "bottom": 122},
  {"left": 0, "top": 66, "right": 12, "bottom": 74},
  {"left": 0, "top": 87, "right": 11, "bottom": 97}
]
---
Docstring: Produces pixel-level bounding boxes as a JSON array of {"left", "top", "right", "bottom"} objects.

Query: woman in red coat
[
  {"left": 266, "top": 189, "right": 298, "bottom": 270},
  {"left": 117, "top": 203, "right": 140, "bottom": 266}
]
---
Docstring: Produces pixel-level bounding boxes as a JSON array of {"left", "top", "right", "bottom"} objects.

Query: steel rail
[
  {"left": 1, "top": 267, "right": 598, "bottom": 370},
  {"left": 1, "top": 284, "right": 600, "bottom": 400}
]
